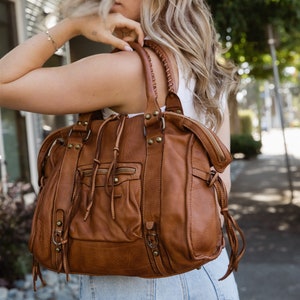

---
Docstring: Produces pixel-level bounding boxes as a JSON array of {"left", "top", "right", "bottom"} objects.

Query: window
[
  {"left": 0, "top": 0, "right": 17, "bottom": 56},
  {"left": 0, "top": 0, "right": 30, "bottom": 183}
]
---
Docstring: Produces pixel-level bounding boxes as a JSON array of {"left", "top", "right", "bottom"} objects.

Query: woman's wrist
[
  {"left": 45, "top": 17, "right": 81, "bottom": 49},
  {"left": 0, "top": 17, "right": 81, "bottom": 85},
  {"left": 44, "top": 30, "right": 59, "bottom": 52}
]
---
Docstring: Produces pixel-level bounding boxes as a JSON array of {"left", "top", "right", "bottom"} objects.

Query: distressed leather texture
[{"left": 29, "top": 41, "right": 245, "bottom": 289}]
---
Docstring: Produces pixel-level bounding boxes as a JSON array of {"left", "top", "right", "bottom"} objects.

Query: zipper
[
  {"left": 47, "top": 138, "right": 65, "bottom": 157},
  {"left": 82, "top": 167, "right": 136, "bottom": 177}
]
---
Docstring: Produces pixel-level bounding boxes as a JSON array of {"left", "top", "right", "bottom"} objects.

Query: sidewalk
[{"left": 229, "top": 128, "right": 300, "bottom": 300}]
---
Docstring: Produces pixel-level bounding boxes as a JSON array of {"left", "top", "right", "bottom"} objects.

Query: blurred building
[
  {"left": 0, "top": 0, "right": 111, "bottom": 193},
  {"left": 1, "top": 0, "right": 66, "bottom": 192}
]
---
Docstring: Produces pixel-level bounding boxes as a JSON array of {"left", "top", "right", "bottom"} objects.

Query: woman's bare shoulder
[{"left": 71, "top": 50, "right": 147, "bottom": 113}]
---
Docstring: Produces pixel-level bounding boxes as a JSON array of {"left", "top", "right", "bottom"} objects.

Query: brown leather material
[{"left": 29, "top": 41, "right": 245, "bottom": 288}]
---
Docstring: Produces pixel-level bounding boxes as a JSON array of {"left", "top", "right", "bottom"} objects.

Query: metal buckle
[{"left": 143, "top": 116, "right": 165, "bottom": 137}]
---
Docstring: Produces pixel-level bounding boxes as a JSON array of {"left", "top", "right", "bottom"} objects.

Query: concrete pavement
[{"left": 229, "top": 128, "right": 300, "bottom": 300}]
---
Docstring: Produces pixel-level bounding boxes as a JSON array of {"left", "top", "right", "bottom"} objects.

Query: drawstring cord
[
  {"left": 83, "top": 114, "right": 119, "bottom": 221},
  {"left": 106, "top": 115, "right": 126, "bottom": 220},
  {"left": 84, "top": 115, "right": 126, "bottom": 221},
  {"left": 84, "top": 159, "right": 100, "bottom": 221}
]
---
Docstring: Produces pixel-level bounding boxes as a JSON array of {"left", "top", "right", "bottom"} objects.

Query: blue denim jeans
[{"left": 79, "top": 248, "right": 239, "bottom": 300}]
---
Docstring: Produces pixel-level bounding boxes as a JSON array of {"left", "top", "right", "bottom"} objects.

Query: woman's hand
[{"left": 71, "top": 13, "right": 144, "bottom": 51}]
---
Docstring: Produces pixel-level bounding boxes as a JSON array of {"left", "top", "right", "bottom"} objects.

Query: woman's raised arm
[{"left": 0, "top": 13, "right": 144, "bottom": 113}]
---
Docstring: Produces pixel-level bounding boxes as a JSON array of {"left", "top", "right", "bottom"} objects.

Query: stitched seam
[
  {"left": 89, "top": 276, "right": 97, "bottom": 300},
  {"left": 150, "top": 279, "right": 156, "bottom": 300},
  {"left": 79, "top": 275, "right": 83, "bottom": 299},
  {"left": 179, "top": 274, "right": 190, "bottom": 300},
  {"left": 202, "top": 265, "right": 224, "bottom": 300}
]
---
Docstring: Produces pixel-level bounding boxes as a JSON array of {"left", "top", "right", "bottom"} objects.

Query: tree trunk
[{"left": 228, "top": 93, "right": 240, "bottom": 134}]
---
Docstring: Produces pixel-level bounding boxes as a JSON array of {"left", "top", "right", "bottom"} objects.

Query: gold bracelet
[{"left": 45, "top": 30, "right": 58, "bottom": 52}]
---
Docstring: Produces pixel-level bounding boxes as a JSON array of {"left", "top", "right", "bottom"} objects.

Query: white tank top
[{"left": 176, "top": 69, "right": 204, "bottom": 123}]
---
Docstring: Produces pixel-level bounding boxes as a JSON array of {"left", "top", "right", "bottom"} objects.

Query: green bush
[
  {"left": 0, "top": 183, "right": 35, "bottom": 287},
  {"left": 239, "top": 110, "right": 254, "bottom": 135},
  {"left": 231, "top": 134, "right": 262, "bottom": 159}
]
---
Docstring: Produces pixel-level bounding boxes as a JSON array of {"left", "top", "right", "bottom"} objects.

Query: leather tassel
[{"left": 32, "top": 258, "right": 47, "bottom": 291}]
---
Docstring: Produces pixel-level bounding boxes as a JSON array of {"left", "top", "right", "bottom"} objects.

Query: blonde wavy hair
[{"left": 61, "top": 0, "right": 238, "bottom": 130}]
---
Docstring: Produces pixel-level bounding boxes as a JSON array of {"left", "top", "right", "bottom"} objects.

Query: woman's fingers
[
  {"left": 108, "top": 13, "right": 144, "bottom": 48},
  {"left": 112, "top": 14, "right": 144, "bottom": 45},
  {"left": 100, "top": 31, "right": 134, "bottom": 51},
  {"left": 76, "top": 13, "right": 144, "bottom": 50}
]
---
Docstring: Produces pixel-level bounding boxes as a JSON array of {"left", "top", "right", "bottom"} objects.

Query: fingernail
[{"left": 124, "top": 45, "right": 133, "bottom": 52}]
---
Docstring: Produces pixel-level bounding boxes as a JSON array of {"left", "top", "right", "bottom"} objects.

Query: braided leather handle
[
  {"left": 129, "top": 42, "right": 161, "bottom": 117},
  {"left": 144, "top": 40, "right": 177, "bottom": 93},
  {"left": 143, "top": 40, "right": 184, "bottom": 114}
]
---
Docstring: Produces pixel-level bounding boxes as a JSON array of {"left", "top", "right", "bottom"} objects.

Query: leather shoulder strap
[
  {"left": 129, "top": 42, "right": 161, "bottom": 115},
  {"left": 76, "top": 41, "right": 181, "bottom": 126},
  {"left": 144, "top": 40, "right": 177, "bottom": 93},
  {"left": 143, "top": 40, "right": 184, "bottom": 114}
]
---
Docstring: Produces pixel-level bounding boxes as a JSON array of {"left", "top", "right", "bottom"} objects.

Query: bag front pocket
[
  {"left": 187, "top": 167, "right": 224, "bottom": 260},
  {"left": 70, "top": 162, "right": 143, "bottom": 243}
]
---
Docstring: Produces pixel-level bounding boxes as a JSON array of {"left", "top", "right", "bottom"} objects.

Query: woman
[{"left": 0, "top": 0, "right": 240, "bottom": 299}]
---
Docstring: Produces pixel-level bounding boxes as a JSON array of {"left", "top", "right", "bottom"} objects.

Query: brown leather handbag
[{"left": 29, "top": 41, "right": 245, "bottom": 289}]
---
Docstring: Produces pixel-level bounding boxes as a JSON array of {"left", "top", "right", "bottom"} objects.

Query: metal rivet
[
  {"left": 145, "top": 113, "right": 152, "bottom": 120},
  {"left": 156, "top": 137, "right": 163, "bottom": 143},
  {"left": 55, "top": 247, "right": 61, "bottom": 253},
  {"left": 114, "top": 177, "right": 119, "bottom": 184},
  {"left": 148, "top": 139, "right": 154, "bottom": 145},
  {"left": 153, "top": 111, "right": 159, "bottom": 117},
  {"left": 83, "top": 121, "right": 88, "bottom": 126},
  {"left": 68, "top": 144, "right": 73, "bottom": 149},
  {"left": 75, "top": 144, "right": 81, "bottom": 150},
  {"left": 153, "top": 250, "right": 159, "bottom": 257},
  {"left": 56, "top": 220, "right": 63, "bottom": 227},
  {"left": 77, "top": 121, "right": 82, "bottom": 125},
  {"left": 176, "top": 110, "right": 182, "bottom": 114}
]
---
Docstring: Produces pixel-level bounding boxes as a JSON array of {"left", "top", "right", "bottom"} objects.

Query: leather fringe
[{"left": 32, "top": 258, "right": 47, "bottom": 291}]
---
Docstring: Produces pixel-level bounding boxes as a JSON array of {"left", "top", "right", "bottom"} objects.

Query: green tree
[
  {"left": 206, "top": 0, "right": 300, "bottom": 134},
  {"left": 207, "top": 0, "right": 300, "bottom": 79}
]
